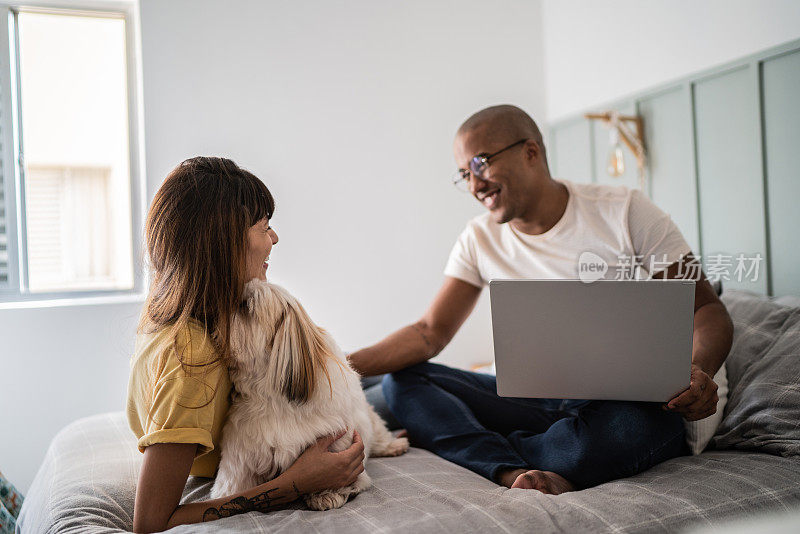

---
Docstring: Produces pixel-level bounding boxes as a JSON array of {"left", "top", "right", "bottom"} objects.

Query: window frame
[{"left": 0, "top": 0, "right": 145, "bottom": 306}]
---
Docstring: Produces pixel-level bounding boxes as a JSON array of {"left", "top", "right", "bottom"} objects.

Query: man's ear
[{"left": 524, "top": 138, "right": 541, "bottom": 164}]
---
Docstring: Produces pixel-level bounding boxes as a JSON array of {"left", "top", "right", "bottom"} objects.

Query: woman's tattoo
[{"left": 202, "top": 487, "right": 287, "bottom": 521}]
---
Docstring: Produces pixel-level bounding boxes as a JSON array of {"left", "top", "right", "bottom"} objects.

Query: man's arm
[
  {"left": 348, "top": 277, "right": 482, "bottom": 376},
  {"left": 654, "top": 253, "right": 734, "bottom": 421}
]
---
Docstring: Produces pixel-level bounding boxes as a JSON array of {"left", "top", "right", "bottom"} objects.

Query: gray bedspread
[{"left": 18, "top": 411, "right": 800, "bottom": 533}]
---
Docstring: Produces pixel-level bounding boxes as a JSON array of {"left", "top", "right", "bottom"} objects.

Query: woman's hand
[
  {"left": 283, "top": 430, "right": 366, "bottom": 494},
  {"left": 134, "top": 432, "right": 364, "bottom": 532}
]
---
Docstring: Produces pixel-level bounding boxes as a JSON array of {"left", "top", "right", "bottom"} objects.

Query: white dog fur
[{"left": 211, "top": 280, "right": 408, "bottom": 510}]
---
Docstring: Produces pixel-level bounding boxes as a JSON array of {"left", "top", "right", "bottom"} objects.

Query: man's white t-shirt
[
  {"left": 444, "top": 180, "right": 692, "bottom": 287},
  {"left": 445, "top": 179, "right": 727, "bottom": 454}
]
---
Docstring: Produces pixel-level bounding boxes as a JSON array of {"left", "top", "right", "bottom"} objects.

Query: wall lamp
[{"left": 584, "top": 111, "right": 647, "bottom": 190}]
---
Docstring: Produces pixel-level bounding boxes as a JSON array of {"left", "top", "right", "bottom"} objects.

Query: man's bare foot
[
  {"left": 498, "top": 468, "right": 528, "bottom": 488},
  {"left": 498, "top": 468, "right": 575, "bottom": 495},
  {"left": 510, "top": 470, "right": 574, "bottom": 495}
]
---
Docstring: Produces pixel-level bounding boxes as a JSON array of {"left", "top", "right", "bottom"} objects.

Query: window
[{"left": 0, "top": 3, "right": 143, "bottom": 303}]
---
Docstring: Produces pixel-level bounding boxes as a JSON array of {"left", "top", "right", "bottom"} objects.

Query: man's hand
[{"left": 663, "top": 364, "right": 719, "bottom": 421}]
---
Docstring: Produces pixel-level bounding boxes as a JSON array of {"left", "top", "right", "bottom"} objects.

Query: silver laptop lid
[{"left": 490, "top": 279, "right": 695, "bottom": 402}]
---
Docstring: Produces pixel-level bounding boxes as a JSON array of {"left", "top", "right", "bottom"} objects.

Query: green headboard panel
[
  {"left": 550, "top": 118, "right": 593, "bottom": 185},
  {"left": 762, "top": 49, "right": 800, "bottom": 297},
  {"left": 693, "top": 66, "right": 767, "bottom": 294},
  {"left": 638, "top": 86, "right": 699, "bottom": 252},
  {"left": 548, "top": 39, "right": 800, "bottom": 297}
]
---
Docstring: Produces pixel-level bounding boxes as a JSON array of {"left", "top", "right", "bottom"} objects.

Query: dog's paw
[
  {"left": 383, "top": 437, "right": 409, "bottom": 457},
  {"left": 305, "top": 490, "right": 349, "bottom": 511},
  {"left": 351, "top": 471, "right": 372, "bottom": 492}
]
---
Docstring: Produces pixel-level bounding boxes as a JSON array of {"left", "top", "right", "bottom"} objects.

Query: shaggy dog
[{"left": 211, "top": 280, "right": 408, "bottom": 510}]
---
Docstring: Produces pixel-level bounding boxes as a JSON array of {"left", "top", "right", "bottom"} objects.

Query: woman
[{"left": 127, "top": 157, "right": 364, "bottom": 532}]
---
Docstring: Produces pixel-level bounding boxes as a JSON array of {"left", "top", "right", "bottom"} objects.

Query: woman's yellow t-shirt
[{"left": 126, "top": 319, "right": 231, "bottom": 477}]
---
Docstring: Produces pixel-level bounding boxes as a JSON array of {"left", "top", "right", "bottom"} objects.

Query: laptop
[{"left": 489, "top": 279, "right": 695, "bottom": 402}]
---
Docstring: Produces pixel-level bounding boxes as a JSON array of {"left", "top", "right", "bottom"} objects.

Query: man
[{"left": 348, "top": 105, "right": 733, "bottom": 495}]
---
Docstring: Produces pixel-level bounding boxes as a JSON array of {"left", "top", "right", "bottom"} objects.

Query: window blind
[{"left": 25, "top": 165, "right": 113, "bottom": 291}]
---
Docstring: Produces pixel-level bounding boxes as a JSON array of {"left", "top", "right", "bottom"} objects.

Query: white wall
[
  {"left": 139, "top": 1, "right": 545, "bottom": 367},
  {"left": 0, "top": 299, "right": 141, "bottom": 492},
  {"left": 542, "top": 0, "right": 800, "bottom": 121},
  {"left": 0, "top": 0, "right": 545, "bottom": 492}
]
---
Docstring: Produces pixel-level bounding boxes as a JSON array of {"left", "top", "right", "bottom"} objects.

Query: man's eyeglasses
[{"left": 452, "top": 138, "right": 529, "bottom": 192}]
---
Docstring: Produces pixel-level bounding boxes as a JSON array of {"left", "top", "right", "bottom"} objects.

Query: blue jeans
[
  {"left": 382, "top": 362, "right": 688, "bottom": 489},
  {"left": 361, "top": 375, "right": 401, "bottom": 430}
]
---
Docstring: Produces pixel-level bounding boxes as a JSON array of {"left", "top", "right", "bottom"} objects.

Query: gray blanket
[{"left": 17, "top": 412, "right": 800, "bottom": 533}]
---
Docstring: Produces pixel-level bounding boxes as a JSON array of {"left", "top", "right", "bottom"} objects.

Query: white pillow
[{"left": 684, "top": 365, "right": 728, "bottom": 455}]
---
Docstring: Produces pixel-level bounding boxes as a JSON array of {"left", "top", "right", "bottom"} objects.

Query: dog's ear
[
  {"left": 241, "top": 280, "right": 280, "bottom": 334},
  {"left": 242, "top": 279, "right": 265, "bottom": 315},
  {"left": 230, "top": 280, "right": 275, "bottom": 375},
  {"left": 271, "top": 297, "right": 333, "bottom": 404}
]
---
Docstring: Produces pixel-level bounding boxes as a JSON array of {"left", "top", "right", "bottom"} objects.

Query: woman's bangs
[{"left": 242, "top": 173, "right": 275, "bottom": 225}]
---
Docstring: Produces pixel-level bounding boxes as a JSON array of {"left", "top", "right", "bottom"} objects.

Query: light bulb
[
  {"left": 607, "top": 145, "right": 625, "bottom": 176},
  {"left": 607, "top": 128, "right": 625, "bottom": 177}
]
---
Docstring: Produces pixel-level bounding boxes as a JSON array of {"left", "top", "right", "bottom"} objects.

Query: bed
[{"left": 17, "top": 290, "right": 800, "bottom": 533}]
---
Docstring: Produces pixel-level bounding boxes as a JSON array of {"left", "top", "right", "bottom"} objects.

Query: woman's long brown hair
[{"left": 138, "top": 156, "right": 275, "bottom": 406}]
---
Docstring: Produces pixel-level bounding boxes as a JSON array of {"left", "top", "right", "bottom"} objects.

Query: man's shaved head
[
  {"left": 456, "top": 104, "right": 545, "bottom": 150},
  {"left": 453, "top": 104, "right": 559, "bottom": 227}
]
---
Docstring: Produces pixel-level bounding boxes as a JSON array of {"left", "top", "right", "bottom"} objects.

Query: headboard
[{"left": 548, "top": 39, "right": 800, "bottom": 298}]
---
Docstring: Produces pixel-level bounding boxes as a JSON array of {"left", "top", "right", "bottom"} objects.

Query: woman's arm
[
  {"left": 134, "top": 431, "right": 365, "bottom": 533},
  {"left": 134, "top": 442, "right": 195, "bottom": 532}
]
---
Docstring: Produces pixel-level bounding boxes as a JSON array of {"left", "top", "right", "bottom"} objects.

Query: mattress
[{"left": 17, "top": 412, "right": 800, "bottom": 533}]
